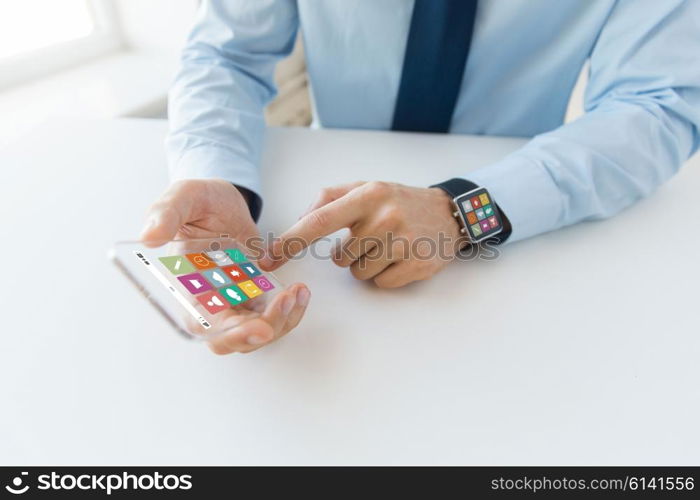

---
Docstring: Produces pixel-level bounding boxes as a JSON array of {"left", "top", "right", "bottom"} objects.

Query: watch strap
[{"left": 431, "top": 177, "right": 479, "bottom": 199}]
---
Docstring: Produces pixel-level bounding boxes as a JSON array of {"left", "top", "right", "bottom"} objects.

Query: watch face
[{"left": 455, "top": 188, "right": 503, "bottom": 242}]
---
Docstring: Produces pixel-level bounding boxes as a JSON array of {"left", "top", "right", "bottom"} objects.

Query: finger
[
  {"left": 332, "top": 223, "right": 381, "bottom": 268},
  {"left": 283, "top": 284, "right": 311, "bottom": 333},
  {"left": 261, "top": 192, "right": 368, "bottom": 270},
  {"left": 350, "top": 238, "right": 410, "bottom": 280},
  {"left": 373, "top": 261, "right": 422, "bottom": 289},
  {"left": 207, "top": 318, "right": 273, "bottom": 355},
  {"left": 140, "top": 183, "right": 195, "bottom": 247},
  {"left": 300, "top": 182, "right": 366, "bottom": 218},
  {"left": 350, "top": 243, "right": 391, "bottom": 280},
  {"left": 206, "top": 287, "right": 297, "bottom": 355},
  {"left": 237, "top": 285, "right": 301, "bottom": 353}
]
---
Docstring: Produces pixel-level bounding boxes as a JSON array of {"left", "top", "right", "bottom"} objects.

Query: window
[{"left": 0, "top": 0, "right": 122, "bottom": 89}]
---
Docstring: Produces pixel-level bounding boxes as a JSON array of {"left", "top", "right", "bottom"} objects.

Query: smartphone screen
[{"left": 111, "top": 237, "right": 283, "bottom": 340}]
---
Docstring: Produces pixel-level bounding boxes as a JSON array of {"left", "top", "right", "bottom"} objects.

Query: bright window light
[{"left": 0, "top": 0, "right": 95, "bottom": 60}]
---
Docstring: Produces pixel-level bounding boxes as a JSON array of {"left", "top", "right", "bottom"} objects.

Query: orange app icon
[
  {"left": 238, "top": 280, "right": 263, "bottom": 298},
  {"left": 466, "top": 211, "right": 478, "bottom": 225},
  {"left": 186, "top": 253, "right": 217, "bottom": 269}
]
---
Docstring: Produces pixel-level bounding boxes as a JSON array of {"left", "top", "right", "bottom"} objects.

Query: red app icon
[
  {"left": 470, "top": 197, "right": 482, "bottom": 209},
  {"left": 185, "top": 253, "right": 217, "bottom": 270},
  {"left": 488, "top": 216, "right": 499, "bottom": 228},
  {"left": 196, "top": 291, "right": 229, "bottom": 314},
  {"left": 221, "top": 265, "right": 248, "bottom": 283}
]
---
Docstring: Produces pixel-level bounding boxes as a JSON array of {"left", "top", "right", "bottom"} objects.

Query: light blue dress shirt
[{"left": 167, "top": 0, "right": 700, "bottom": 243}]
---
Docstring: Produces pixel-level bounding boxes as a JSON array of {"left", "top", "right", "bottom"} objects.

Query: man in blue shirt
[{"left": 141, "top": 0, "right": 700, "bottom": 354}]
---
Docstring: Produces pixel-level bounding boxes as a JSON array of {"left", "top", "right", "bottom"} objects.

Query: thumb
[{"left": 141, "top": 184, "right": 194, "bottom": 247}]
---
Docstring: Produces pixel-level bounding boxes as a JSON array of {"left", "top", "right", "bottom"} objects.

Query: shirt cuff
[
  {"left": 466, "top": 154, "right": 564, "bottom": 243},
  {"left": 169, "top": 145, "right": 263, "bottom": 222}
]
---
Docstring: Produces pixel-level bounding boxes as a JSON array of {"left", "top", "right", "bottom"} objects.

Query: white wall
[{"left": 114, "top": 0, "right": 198, "bottom": 53}]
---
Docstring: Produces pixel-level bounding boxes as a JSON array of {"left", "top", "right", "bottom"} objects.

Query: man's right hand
[{"left": 140, "top": 179, "right": 310, "bottom": 355}]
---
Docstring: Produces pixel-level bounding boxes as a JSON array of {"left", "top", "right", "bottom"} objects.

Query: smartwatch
[{"left": 431, "top": 178, "right": 511, "bottom": 244}]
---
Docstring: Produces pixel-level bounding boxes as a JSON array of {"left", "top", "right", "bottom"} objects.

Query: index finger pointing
[{"left": 262, "top": 192, "right": 366, "bottom": 270}]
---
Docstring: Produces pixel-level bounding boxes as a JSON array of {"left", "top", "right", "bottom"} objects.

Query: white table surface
[{"left": 0, "top": 119, "right": 698, "bottom": 465}]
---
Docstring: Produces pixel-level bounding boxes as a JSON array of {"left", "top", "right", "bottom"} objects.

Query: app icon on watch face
[
  {"left": 466, "top": 211, "right": 478, "bottom": 225},
  {"left": 480, "top": 220, "right": 491, "bottom": 232},
  {"left": 470, "top": 197, "right": 482, "bottom": 209},
  {"left": 483, "top": 204, "right": 494, "bottom": 217},
  {"left": 461, "top": 200, "right": 474, "bottom": 213},
  {"left": 471, "top": 223, "right": 483, "bottom": 237},
  {"left": 475, "top": 208, "right": 486, "bottom": 220},
  {"left": 479, "top": 193, "right": 490, "bottom": 206},
  {"left": 488, "top": 216, "right": 499, "bottom": 228}
]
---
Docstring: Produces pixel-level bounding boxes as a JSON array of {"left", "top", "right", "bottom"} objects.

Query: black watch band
[
  {"left": 431, "top": 177, "right": 512, "bottom": 244},
  {"left": 431, "top": 178, "right": 479, "bottom": 199}
]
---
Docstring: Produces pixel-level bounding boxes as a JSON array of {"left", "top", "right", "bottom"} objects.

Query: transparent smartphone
[{"left": 110, "top": 237, "right": 283, "bottom": 341}]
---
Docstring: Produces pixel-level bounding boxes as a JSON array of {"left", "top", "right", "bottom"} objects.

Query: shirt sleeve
[
  {"left": 466, "top": 0, "right": 700, "bottom": 243},
  {"left": 166, "top": 0, "right": 299, "bottom": 210}
]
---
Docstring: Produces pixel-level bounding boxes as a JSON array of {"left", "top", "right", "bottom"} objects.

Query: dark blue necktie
[{"left": 392, "top": 0, "right": 478, "bottom": 133}]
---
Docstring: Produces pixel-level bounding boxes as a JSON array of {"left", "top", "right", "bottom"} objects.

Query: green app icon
[
  {"left": 159, "top": 255, "right": 196, "bottom": 275},
  {"left": 224, "top": 248, "right": 248, "bottom": 263},
  {"left": 484, "top": 204, "right": 494, "bottom": 217},
  {"left": 220, "top": 285, "right": 248, "bottom": 305}
]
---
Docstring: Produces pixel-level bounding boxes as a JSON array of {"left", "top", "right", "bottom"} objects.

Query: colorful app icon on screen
[
  {"left": 220, "top": 285, "right": 248, "bottom": 305},
  {"left": 205, "top": 250, "right": 233, "bottom": 267},
  {"left": 177, "top": 273, "right": 213, "bottom": 294},
  {"left": 461, "top": 201, "right": 474, "bottom": 213},
  {"left": 196, "top": 291, "right": 229, "bottom": 314},
  {"left": 479, "top": 193, "right": 490, "bottom": 206},
  {"left": 488, "top": 216, "right": 499, "bottom": 228},
  {"left": 470, "top": 197, "right": 482, "bottom": 209},
  {"left": 253, "top": 276, "right": 275, "bottom": 292},
  {"left": 239, "top": 280, "right": 263, "bottom": 298},
  {"left": 186, "top": 253, "right": 217, "bottom": 270},
  {"left": 240, "top": 262, "right": 261, "bottom": 278},
  {"left": 480, "top": 220, "right": 490, "bottom": 232},
  {"left": 470, "top": 223, "right": 483, "bottom": 237},
  {"left": 225, "top": 248, "right": 248, "bottom": 263},
  {"left": 466, "top": 211, "right": 478, "bottom": 225},
  {"left": 159, "top": 256, "right": 195, "bottom": 275},
  {"left": 221, "top": 265, "right": 248, "bottom": 283},
  {"left": 202, "top": 268, "right": 232, "bottom": 288},
  {"left": 483, "top": 204, "right": 494, "bottom": 217},
  {"left": 475, "top": 208, "right": 485, "bottom": 220}
]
